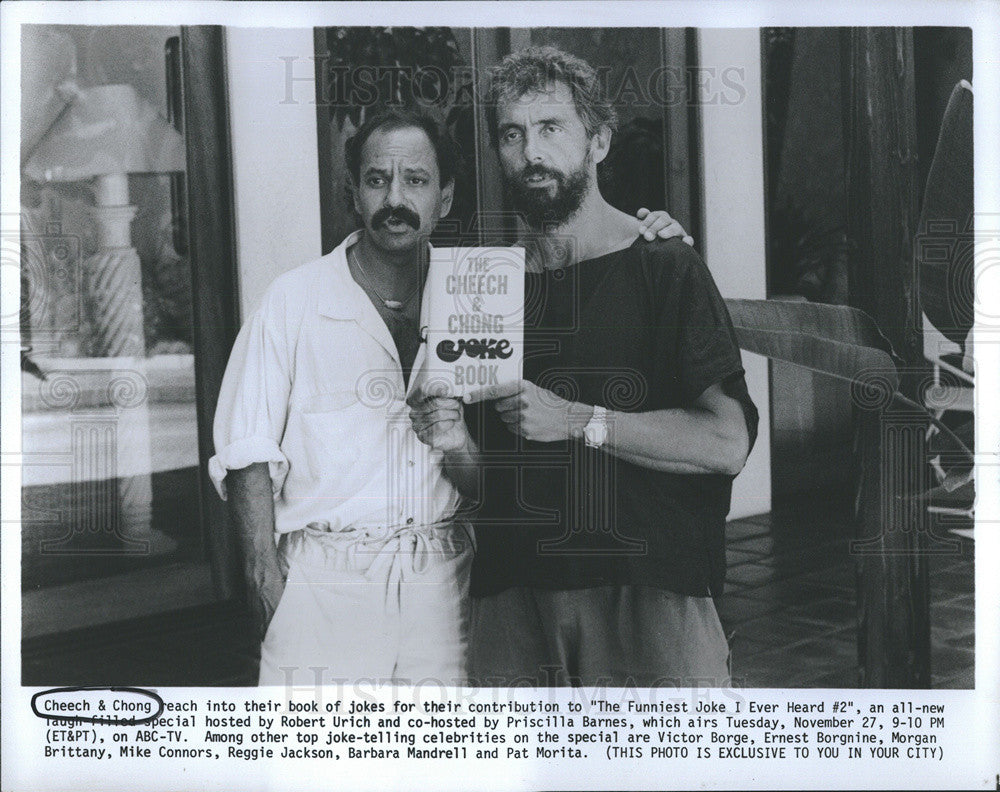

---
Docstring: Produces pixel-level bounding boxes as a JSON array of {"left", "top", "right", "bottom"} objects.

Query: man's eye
[
  {"left": 542, "top": 124, "right": 561, "bottom": 135},
  {"left": 502, "top": 129, "right": 522, "bottom": 143},
  {"left": 408, "top": 177, "right": 427, "bottom": 186},
  {"left": 366, "top": 177, "right": 385, "bottom": 187}
]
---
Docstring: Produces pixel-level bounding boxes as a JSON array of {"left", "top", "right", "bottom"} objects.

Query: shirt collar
[
  {"left": 316, "top": 230, "right": 366, "bottom": 321},
  {"left": 317, "top": 230, "right": 433, "bottom": 326}
]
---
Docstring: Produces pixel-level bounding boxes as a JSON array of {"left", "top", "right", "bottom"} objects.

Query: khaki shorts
[
  {"left": 259, "top": 520, "right": 473, "bottom": 687},
  {"left": 470, "top": 585, "right": 730, "bottom": 688}
]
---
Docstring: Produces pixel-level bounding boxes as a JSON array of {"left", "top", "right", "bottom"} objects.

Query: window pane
[{"left": 20, "top": 24, "right": 213, "bottom": 637}]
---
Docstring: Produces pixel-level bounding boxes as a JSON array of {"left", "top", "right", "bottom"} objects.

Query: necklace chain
[{"left": 350, "top": 246, "right": 420, "bottom": 311}]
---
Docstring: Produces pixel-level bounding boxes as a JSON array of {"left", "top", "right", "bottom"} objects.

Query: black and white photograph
[{"left": 3, "top": 2, "right": 998, "bottom": 790}]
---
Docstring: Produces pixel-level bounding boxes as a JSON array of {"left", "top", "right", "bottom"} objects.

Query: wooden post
[
  {"left": 842, "top": 27, "right": 931, "bottom": 687},
  {"left": 181, "top": 26, "right": 243, "bottom": 600}
]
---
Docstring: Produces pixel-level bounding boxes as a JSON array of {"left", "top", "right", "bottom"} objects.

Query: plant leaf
[
  {"left": 928, "top": 417, "right": 974, "bottom": 456},
  {"left": 916, "top": 81, "right": 973, "bottom": 348},
  {"left": 724, "top": 298, "right": 901, "bottom": 391},
  {"left": 942, "top": 466, "right": 974, "bottom": 493},
  {"left": 906, "top": 469, "right": 975, "bottom": 505}
]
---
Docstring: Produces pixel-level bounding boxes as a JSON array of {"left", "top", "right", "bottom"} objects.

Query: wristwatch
[{"left": 583, "top": 405, "right": 608, "bottom": 449}]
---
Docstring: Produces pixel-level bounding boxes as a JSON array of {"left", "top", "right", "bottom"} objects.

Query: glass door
[{"left": 19, "top": 24, "right": 238, "bottom": 639}]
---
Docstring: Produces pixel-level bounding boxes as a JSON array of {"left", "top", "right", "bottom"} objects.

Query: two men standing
[{"left": 211, "top": 45, "right": 755, "bottom": 688}]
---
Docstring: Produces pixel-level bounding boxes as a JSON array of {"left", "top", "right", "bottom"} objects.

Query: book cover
[{"left": 419, "top": 246, "right": 525, "bottom": 398}]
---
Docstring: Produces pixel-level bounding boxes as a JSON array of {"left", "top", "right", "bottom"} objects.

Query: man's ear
[
  {"left": 589, "top": 126, "right": 612, "bottom": 166},
  {"left": 440, "top": 178, "right": 455, "bottom": 218}
]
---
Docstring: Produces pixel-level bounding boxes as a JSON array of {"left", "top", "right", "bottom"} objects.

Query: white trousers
[{"left": 258, "top": 520, "right": 473, "bottom": 687}]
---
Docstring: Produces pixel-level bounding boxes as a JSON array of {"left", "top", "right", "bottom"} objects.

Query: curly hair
[{"left": 485, "top": 46, "right": 618, "bottom": 146}]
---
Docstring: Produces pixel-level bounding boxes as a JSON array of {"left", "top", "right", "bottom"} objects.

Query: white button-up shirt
[{"left": 209, "top": 231, "right": 461, "bottom": 534}]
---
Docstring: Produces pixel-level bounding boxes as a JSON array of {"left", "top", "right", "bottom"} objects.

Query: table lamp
[
  {"left": 24, "top": 84, "right": 185, "bottom": 556},
  {"left": 24, "top": 83, "right": 186, "bottom": 357}
]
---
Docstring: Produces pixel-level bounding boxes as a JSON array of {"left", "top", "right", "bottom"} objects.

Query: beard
[{"left": 504, "top": 158, "right": 592, "bottom": 229}]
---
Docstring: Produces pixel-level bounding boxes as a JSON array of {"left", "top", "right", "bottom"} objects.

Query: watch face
[
  {"left": 584, "top": 406, "right": 607, "bottom": 447},
  {"left": 584, "top": 422, "right": 606, "bottom": 447}
]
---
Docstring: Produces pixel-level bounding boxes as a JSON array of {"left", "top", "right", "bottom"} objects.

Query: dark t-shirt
[{"left": 466, "top": 237, "right": 758, "bottom": 599}]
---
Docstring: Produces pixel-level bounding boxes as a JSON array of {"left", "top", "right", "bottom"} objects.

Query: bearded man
[{"left": 410, "top": 47, "right": 758, "bottom": 687}]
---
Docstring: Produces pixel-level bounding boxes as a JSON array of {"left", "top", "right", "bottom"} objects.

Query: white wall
[
  {"left": 226, "top": 28, "right": 323, "bottom": 319},
  {"left": 698, "top": 29, "right": 772, "bottom": 519}
]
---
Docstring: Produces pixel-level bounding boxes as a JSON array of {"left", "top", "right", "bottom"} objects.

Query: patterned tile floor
[
  {"left": 721, "top": 499, "right": 975, "bottom": 689},
  {"left": 24, "top": 499, "right": 975, "bottom": 689}
]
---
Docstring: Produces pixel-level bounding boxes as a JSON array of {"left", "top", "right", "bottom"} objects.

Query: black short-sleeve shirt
[{"left": 466, "top": 237, "right": 758, "bottom": 599}]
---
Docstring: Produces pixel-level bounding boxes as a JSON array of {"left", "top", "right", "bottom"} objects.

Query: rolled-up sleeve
[{"left": 209, "top": 294, "right": 292, "bottom": 500}]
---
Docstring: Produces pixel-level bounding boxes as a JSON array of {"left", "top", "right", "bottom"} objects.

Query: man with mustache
[
  {"left": 210, "top": 106, "right": 687, "bottom": 686},
  {"left": 410, "top": 47, "right": 758, "bottom": 687}
]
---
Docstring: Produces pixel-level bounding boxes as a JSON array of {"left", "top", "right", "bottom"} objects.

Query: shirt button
[
  {"left": 406, "top": 517, "right": 414, "bottom": 524},
  {"left": 407, "top": 460, "right": 415, "bottom": 467}
]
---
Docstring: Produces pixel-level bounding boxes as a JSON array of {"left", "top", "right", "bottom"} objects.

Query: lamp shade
[
  {"left": 20, "top": 27, "right": 77, "bottom": 161},
  {"left": 23, "top": 84, "right": 186, "bottom": 183}
]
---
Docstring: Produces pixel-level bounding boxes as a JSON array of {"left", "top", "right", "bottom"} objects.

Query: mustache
[
  {"left": 371, "top": 205, "right": 421, "bottom": 230},
  {"left": 518, "top": 164, "right": 564, "bottom": 184}
]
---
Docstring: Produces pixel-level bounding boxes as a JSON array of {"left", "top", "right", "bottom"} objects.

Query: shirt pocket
[{"left": 297, "top": 390, "right": 388, "bottom": 484}]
